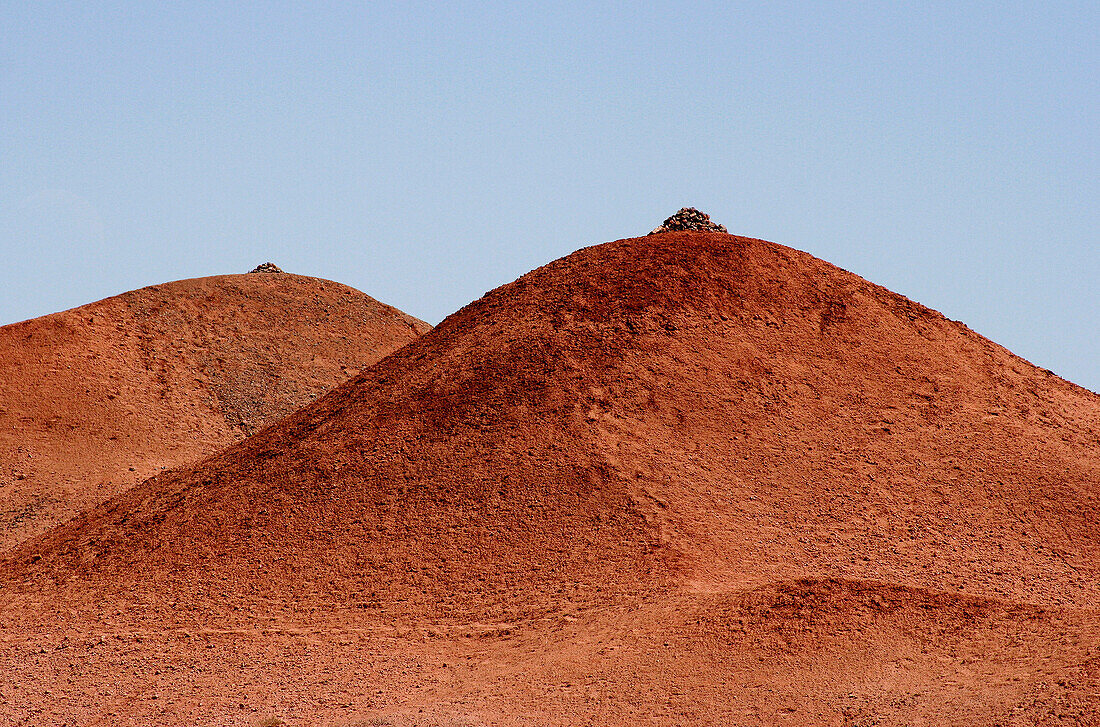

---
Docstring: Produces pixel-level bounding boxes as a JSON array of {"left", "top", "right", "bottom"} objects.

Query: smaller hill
[{"left": 0, "top": 272, "right": 429, "bottom": 550}]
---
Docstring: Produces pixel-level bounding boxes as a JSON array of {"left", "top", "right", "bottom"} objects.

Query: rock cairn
[
  {"left": 649, "top": 207, "right": 728, "bottom": 234},
  {"left": 249, "top": 262, "right": 284, "bottom": 274}
]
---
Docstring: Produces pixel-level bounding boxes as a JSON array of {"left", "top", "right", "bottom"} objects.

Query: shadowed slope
[
  {"left": 0, "top": 273, "right": 429, "bottom": 550},
  {"left": 6, "top": 232, "right": 1099, "bottom": 618}
]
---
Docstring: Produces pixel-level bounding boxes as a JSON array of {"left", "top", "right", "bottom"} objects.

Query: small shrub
[{"left": 253, "top": 717, "right": 286, "bottom": 727}]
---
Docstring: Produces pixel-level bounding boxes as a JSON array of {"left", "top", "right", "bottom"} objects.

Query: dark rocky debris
[
  {"left": 649, "top": 208, "right": 728, "bottom": 234},
  {"left": 249, "top": 262, "right": 285, "bottom": 274}
]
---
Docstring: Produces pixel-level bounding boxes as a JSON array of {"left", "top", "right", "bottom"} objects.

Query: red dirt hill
[
  {"left": 0, "top": 273, "right": 429, "bottom": 551},
  {"left": 3, "top": 232, "right": 1099, "bottom": 725}
]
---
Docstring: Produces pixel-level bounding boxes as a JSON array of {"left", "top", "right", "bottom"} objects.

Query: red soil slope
[
  {"left": 0, "top": 273, "right": 429, "bottom": 551},
  {"left": 2, "top": 233, "right": 1099, "bottom": 725}
]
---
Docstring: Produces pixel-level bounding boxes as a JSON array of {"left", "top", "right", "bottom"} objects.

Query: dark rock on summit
[
  {"left": 249, "top": 262, "right": 284, "bottom": 274},
  {"left": 649, "top": 208, "right": 728, "bottom": 234}
]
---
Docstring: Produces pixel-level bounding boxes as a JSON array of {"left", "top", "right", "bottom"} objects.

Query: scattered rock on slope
[{"left": 649, "top": 207, "right": 728, "bottom": 234}]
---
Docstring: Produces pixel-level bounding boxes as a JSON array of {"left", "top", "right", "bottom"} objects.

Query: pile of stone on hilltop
[
  {"left": 649, "top": 207, "right": 728, "bottom": 234},
  {"left": 249, "top": 262, "right": 285, "bottom": 274}
]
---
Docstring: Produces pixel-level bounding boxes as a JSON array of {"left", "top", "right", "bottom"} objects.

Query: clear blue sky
[{"left": 2, "top": 2, "right": 1097, "bottom": 391}]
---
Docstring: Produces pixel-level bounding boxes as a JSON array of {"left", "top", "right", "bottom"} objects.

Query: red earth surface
[
  {"left": 2, "top": 232, "right": 1099, "bottom": 726},
  {"left": 0, "top": 272, "right": 429, "bottom": 551}
]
